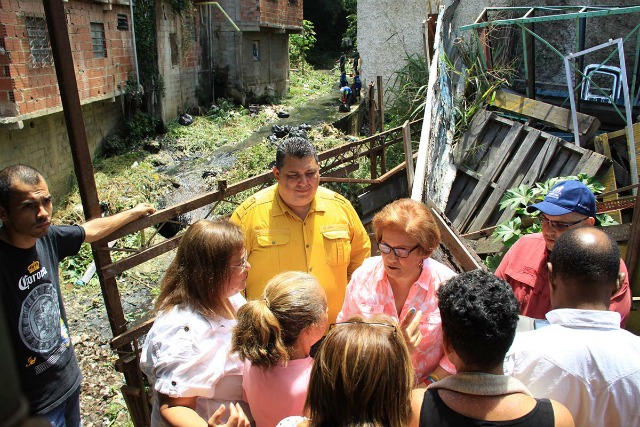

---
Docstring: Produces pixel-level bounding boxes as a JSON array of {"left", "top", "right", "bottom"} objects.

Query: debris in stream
[
  {"left": 143, "top": 139, "right": 162, "bottom": 154},
  {"left": 277, "top": 110, "right": 290, "bottom": 118},
  {"left": 154, "top": 214, "right": 189, "bottom": 238},
  {"left": 178, "top": 113, "right": 194, "bottom": 126},
  {"left": 272, "top": 124, "right": 290, "bottom": 138},
  {"left": 269, "top": 124, "right": 313, "bottom": 142}
]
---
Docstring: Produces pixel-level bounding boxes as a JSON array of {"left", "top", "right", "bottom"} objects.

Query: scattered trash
[
  {"left": 154, "top": 214, "right": 189, "bottom": 239},
  {"left": 277, "top": 110, "right": 290, "bottom": 118},
  {"left": 249, "top": 104, "right": 261, "bottom": 116},
  {"left": 178, "top": 113, "right": 194, "bottom": 126},
  {"left": 201, "top": 170, "right": 217, "bottom": 179},
  {"left": 288, "top": 129, "right": 307, "bottom": 139},
  {"left": 272, "top": 124, "right": 290, "bottom": 138},
  {"left": 143, "top": 139, "right": 161, "bottom": 154}
]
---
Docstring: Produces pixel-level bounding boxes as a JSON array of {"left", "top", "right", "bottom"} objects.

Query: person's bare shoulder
[
  {"left": 409, "top": 388, "right": 425, "bottom": 427},
  {"left": 550, "top": 399, "right": 575, "bottom": 427}
]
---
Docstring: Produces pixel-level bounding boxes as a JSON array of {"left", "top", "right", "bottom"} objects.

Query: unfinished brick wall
[
  {"left": 238, "top": 0, "right": 302, "bottom": 28},
  {"left": 0, "top": 0, "right": 134, "bottom": 119}
]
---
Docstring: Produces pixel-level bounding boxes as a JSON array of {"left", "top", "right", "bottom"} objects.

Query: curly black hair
[{"left": 437, "top": 270, "right": 519, "bottom": 370}]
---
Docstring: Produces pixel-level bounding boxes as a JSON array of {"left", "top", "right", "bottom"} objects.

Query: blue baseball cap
[{"left": 526, "top": 180, "right": 596, "bottom": 217}]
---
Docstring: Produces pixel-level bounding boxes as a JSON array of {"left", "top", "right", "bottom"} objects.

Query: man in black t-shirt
[{"left": 0, "top": 164, "right": 155, "bottom": 426}]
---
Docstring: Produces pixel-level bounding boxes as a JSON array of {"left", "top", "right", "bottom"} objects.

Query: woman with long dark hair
[{"left": 140, "top": 220, "right": 251, "bottom": 427}]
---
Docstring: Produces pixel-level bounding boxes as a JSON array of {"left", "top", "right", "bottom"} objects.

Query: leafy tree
[
  {"left": 343, "top": 0, "right": 357, "bottom": 48},
  {"left": 290, "top": 20, "right": 317, "bottom": 71}
]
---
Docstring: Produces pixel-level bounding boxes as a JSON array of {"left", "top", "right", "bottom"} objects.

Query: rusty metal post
[
  {"left": 41, "top": 0, "right": 149, "bottom": 424},
  {"left": 625, "top": 189, "right": 640, "bottom": 299},
  {"left": 476, "top": 10, "right": 492, "bottom": 71},
  {"left": 380, "top": 145, "right": 387, "bottom": 175},
  {"left": 402, "top": 120, "right": 414, "bottom": 188},
  {"left": 370, "top": 149, "right": 378, "bottom": 180},
  {"left": 368, "top": 82, "right": 376, "bottom": 136},
  {"left": 376, "top": 76, "right": 384, "bottom": 133}
]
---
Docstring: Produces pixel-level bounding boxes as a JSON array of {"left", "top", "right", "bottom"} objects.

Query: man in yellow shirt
[{"left": 230, "top": 137, "right": 371, "bottom": 323}]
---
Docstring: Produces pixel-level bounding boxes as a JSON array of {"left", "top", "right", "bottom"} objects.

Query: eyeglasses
[
  {"left": 540, "top": 215, "right": 587, "bottom": 230},
  {"left": 329, "top": 321, "right": 397, "bottom": 335},
  {"left": 377, "top": 242, "right": 419, "bottom": 258},
  {"left": 231, "top": 252, "right": 248, "bottom": 273}
]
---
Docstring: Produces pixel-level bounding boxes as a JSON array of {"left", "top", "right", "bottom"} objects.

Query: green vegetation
[
  {"left": 343, "top": 0, "right": 357, "bottom": 50},
  {"left": 133, "top": 0, "right": 161, "bottom": 100},
  {"left": 484, "top": 174, "right": 617, "bottom": 270},
  {"left": 386, "top": 54, "right": 430, "bottom": 128},
  {"left": 290, "top": 20, "right": 317, "bottom": 70}
]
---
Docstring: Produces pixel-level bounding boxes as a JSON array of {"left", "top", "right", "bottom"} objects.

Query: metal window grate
[
  {"left": 117, "top": 14, "right": 128, "bottom": 30},
  {"left": 3, "top": 65, "right": 10, "bottom": 77},
  {"left": 25, "top": 16, "right": 53, "bottom": 67},
  {"left": 91, "top": 22, "right": 107, "bottom": 58}
]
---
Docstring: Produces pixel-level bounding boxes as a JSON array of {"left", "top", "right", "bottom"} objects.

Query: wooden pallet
[{"left": 445, "top": 109, "right": 610, "bottom": 234}]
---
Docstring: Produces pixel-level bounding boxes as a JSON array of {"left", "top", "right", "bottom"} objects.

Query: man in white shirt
[{"left": 504, "top": 227, "right": 640, "bottom": 427}]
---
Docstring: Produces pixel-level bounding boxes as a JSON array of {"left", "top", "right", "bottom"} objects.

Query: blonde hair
[
  {"left": 155, "top": 220, "right": 244, "bottom": 317},
  {"left": 306, "top": 315, "right": 413, "bottom": 427},
  {"left": 232, "top": 272, "right": 327, "bottom": 367},
  {"left": 373, "top": 198, "right": 440, "bottom": 256}
]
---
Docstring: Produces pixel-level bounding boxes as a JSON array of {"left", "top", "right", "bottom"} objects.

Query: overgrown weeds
[{"left": 386, "top": 54, "right": 430, "bottom": 128}]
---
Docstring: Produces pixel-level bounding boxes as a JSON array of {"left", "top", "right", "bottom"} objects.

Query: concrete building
[{"left": 208, "top": 0, "right": 302, "bottom": 103}]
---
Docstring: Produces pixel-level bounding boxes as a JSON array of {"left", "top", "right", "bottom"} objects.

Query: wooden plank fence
[{"left": 445, "top": 109, "right": 610, "bottom": 234}]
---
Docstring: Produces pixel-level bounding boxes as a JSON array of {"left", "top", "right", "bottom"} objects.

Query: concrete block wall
[
  {"left": 358, "top": 0, "right": 434, "bottom": 107},
  {"left": 211, "top": 0, "right": 299, "bottom": 101},
  {"left": 156, "top": 0, "right": 202, "bottom": 122},
  {"left": 242, "top": 31, "right": 289, "bottom": 96},
  {"left": 0, "top": 99, "right": 124, "bottom": 198},
  {"left": 0, "top": 0, "right": 134, "bottom": 119}
]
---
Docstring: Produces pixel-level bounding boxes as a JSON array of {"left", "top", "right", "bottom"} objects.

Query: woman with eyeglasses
[
  {"left": 232, "top": 271, "right": 328, "bottom": 427},
  {"left": 337, "top": 198, "right": 457, "bottom": 386},
  {"left": 140, "top": 220, "right": 251, "bottom": 427},
  {"left": 277, "top": 316, "right": 414, "bottom": 427}
]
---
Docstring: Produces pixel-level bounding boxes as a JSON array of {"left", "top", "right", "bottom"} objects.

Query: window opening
[
  {"left": 25, "top": 16, "right": 53, "bottom": 67},
  {"left": 117, "top": 14, "right": 129, "bottom": 31},
  {"left": 91, "top": 22, "right": 107, "bottom": 58}
]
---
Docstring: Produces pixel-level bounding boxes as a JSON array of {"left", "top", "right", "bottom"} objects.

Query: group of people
[
  {"left": 338, "top": 51, "right": 362, "bottom": 112},
  {"left": 1, "top": 135, "right": 639, "bottom": 427}
]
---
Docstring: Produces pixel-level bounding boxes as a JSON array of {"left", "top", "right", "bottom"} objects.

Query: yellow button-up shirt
[{"left": 230, "top": 184, "right": 371, "bottom": 323}]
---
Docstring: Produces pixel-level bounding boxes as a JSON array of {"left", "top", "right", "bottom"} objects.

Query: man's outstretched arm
[{"left": 82, "top": 203, "right": 155, "bottom": 243}]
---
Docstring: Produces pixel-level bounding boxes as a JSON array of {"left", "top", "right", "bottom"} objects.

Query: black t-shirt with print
[{"left": 0, "top": 225, "right": 84, "bottom": 414}]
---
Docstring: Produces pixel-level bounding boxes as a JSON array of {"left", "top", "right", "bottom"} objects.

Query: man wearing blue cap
[{"left": 495, "top": 180, "right": 631, "bottom": 326}]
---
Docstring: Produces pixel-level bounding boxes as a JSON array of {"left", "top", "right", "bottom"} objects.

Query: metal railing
[{"left": 94, "top": 118, "right": 423, "bottom": 426}]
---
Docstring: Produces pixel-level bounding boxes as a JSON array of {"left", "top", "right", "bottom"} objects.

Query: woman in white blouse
[{"left": 141, "top": 220, "right": 251, "bottom": 427}]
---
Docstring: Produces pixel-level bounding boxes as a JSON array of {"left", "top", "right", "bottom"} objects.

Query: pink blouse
[{"left": 337, "top": 256, "right": 456, "bottom": 384}]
